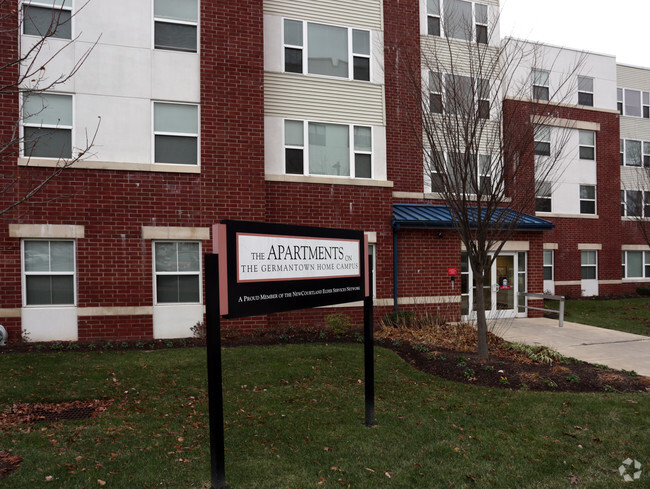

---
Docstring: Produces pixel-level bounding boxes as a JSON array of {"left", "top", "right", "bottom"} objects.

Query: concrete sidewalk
[{"left": 493, "top": 317, "right": 650, "bottom": 377}]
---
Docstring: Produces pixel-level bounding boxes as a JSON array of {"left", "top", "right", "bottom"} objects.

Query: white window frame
[
  {"left": 621, "top": 139, "right": 642, "bottom": 167},
  {"left": 283, "top": 119, "right": 373, "bottom": 179},
  {"left": 581, "top": 250, "right": 597, "bottom": 280},
  {"left": 282, "top": 19, "right": 371, "bottom": 82},
  {"left": 534, "top": 125, "right": 551, "bottom": 156},
  {"left": 429, "top": 0, "right": 489, "bottom": 43},
  {"left": 577, "top": 76, "right": 593, "bottom": 107},
  {"left": 543, "top": 250, "right": 554, "bottom": 282},
  {"left": 622, "top": 251, "right": 650, "bottom": 279},
  {"left": 429, "top": 71, "right": 491, "bottom": 118},
  {"left": 22, "top": 239, "right": 76, "bottom": 307},
  {"left": 426, "top": 0, "right": 441, "bottom": 36},
  {"left": 153, "top": 241, "right": 202, "bottom": 305},
  {"left": 644, "top": 91, "right": 650, "bottom": 119},
  {"left": 535, "top": 181, "right": 552, "bottom": 212},
  {"left": 21, "top": 92, "right": 74, "bottom": 159},
  {"left": 578, "top": 130, "right": 595, "bottom": 160},
  {"left": 579, "top": 185, "right": 596, "bottom": 215},
  {"left": 427, "top": 151, "right": 492, "bottom": 195},
  {"left": 152, "top": 101, "right": 200, "bottom": 166},
  {"left": 153, "top": 0, "right": 199, "bottom": 53},
  {"left": 617, "top": 88, "right": 623, "bottom": 114},
  {"left": 22, "top": 0, "right": 73, "bottom": 40},
  {"left": 532, "top": 69, "right": 550, "bottom": 101},
  {"left": 620, "top": 88, "right": 642, "bottom": 117},
  {"left": 621, "top": 190, "right": 649, "bottom": 218}
]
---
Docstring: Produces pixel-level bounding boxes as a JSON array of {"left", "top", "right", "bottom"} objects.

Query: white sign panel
[{"left": 237, "top": 233, "right": 360, "bottom": 282}]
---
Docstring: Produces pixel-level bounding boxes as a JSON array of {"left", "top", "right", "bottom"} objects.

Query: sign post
[{"left": 205, "top": 221, "right": 374, "bottom": 489}]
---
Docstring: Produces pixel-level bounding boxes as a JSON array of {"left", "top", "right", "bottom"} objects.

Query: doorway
[{"left": 461, "top": 252, "right": 526, "bottom": 319}]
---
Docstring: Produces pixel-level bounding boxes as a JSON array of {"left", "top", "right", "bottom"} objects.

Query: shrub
[
  {"left": 637, "top": 286, "right": 650, "bottom": 296},
  {"left": 325, "top": 313, "right": 352, "bottom": 336},
  {"left": 381, "top": 310, "right": 415, "bottom": 328},
  {"left": 191, "top": 321, "right": 206, "bottom": 340}
]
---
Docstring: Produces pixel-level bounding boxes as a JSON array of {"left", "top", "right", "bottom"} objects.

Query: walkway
[{"left": 493, "top": 317, "right": 650, "bottom": 377}]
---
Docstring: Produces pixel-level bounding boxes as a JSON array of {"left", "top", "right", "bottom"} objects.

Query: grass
[
  {"left": 546, "top": 297, "right": 650, "bottom": 336},
  {"left": 1, "top": 345, "right": 648, "bottom": 488}
]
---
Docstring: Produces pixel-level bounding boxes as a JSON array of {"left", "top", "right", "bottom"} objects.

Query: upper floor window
[
  {"left": 579, "top": 185, "right": 596, "bottom": 215},
  {"left": 577, "top": 76, "right": 593, "bottom": 106},
  {"left": 284, "top": 120, "right": 372, "bottom": 178},
  {"left": 154, "top": 0, "right": 198, "bottom": 53},
  {"left": 23, "top": 0, "right": 72, "bottom": 39},
  {"left": 619, "top": 139, "right": 650, "bottom": 167},
  {"left": 22, "top": 92, "right": 73, "bottom": 159},
  {"left": 153, "top": 102, "right": 198, "bottom": 165},
  {"left": 22, "top": 240, "right": 75, "bottom": 306},
  {"left": 532, "top": 70, "right": 549, "bottom": 101},
  {"left": 534, "top": 126, "right": 550, "bottom": 156},
  {"left": 617, "top": 87, "right": 650, "bottom": 118},
  {"left": 622, "top": 251, "right": 650, "bottom": 279},
  {"left": 535, "top": 181, "right": 552, "bottom": 212},
  {"left": 428, "top": 151, "right": 492, "bottom": 195},
  {"left": 427, "top": 0, "right": 488, "bottom": 44},
  {"left": 429, "top": 71, "right": 490, "bottom": 118},
  {"left": 578, "top": 130, "right": 595, "bottom": 160},
  {"left": 621, "top": 190, "right": 650, "bottom": 218},
  {"left": 283, "top": 19, "right": 370, "bottom": 82}
]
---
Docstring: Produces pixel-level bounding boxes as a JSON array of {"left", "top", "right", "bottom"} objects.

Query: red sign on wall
[{"left": 448, "top": 267, "right": 458, "bottom": 276}]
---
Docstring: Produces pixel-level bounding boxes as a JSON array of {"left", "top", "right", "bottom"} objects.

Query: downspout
[{"left": 393, "top": 225, "right": 399, "bottom": 312}]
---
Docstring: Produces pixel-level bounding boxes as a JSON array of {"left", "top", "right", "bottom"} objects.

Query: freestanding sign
[
  {"left": 205, "top": 221, "right": 373, "bottom": 489},
  {"left": 215, "top": 220, "right": 366, "bottom": 318}
]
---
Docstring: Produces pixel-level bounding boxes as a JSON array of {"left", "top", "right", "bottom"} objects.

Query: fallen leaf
[
  {"left": 569, "top": 474, "right": 580, "bottom": 484},
  {"left": 45, "top": 475, "right": 53, "bottom": 482},
  {"left": 97, "top": 480, "right": 106, "bottom": 486},
  {"left": 384, "top": 471, "right": 392, "bottom": 478}
]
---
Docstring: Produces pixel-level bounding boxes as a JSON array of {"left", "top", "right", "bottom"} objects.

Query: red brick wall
[{"left": 383, "top": 0, "right": 423, "bottom": 193}]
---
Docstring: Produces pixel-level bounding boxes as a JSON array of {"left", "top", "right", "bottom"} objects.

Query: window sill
[
  {"left": 18, "top": 158, "right": 201, "bottom": 174},
  {"left": 622, "top": 216, "right": 650, "bottom": 222},
  {"left": 266, "top": 174, "right": 393, "bottom": 188},
  {"left": 535, "top": 212, "right": 599, "bottom": 219},
  {"left": 622, "top": 278, "right": 650, "bottom": 283}
]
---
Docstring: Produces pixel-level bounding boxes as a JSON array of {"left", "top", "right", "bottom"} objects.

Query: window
[
  {"left": 154, "top": 0, "right": 198, "bottom": 53},
  {"left": 477, "top": 78, "right": 490, "bottom": 118},
  {"left": 428, "top": 151, "right": 490, "bottom": 194},
  {"left": 578, "top": 130, "right": 595, "bottom": 160},
  {"left": 532, "top": 70, "right": 549, "bottom": 101},
  {"left": 154, "top": 242, "right": 201, "bottom": 303},
  {"left": 577, "top": 76, "right": 593, "bottom": 106},
  {"left": 622, "top": 139, "right": 642, "bottom": 167},
  {"left": 474, "top": 3, "right": 488, "bottom": 44},
  {"left": 429, "top": 72, "right": 443, "bottom": 113},
  {"left": 617, "top": 88, "right": 623, "bottom": 114},
  {"left": 23, "top": 240, "right": 75, "bottom": 306},
  {"left": 543, "top": 250, "right": 554, "bottom": 281},
  {"left": 622, "top": 251, "right": 650, "bottom": 279},
  {"left": 461, "top": 252, "right": 469, "bottom": 315},
  {"left": 621, "top": 88, "right": 642, "bottom": 117},
  {"left": 428, "top": 150, "right": 446, "bottom": 193},
  {"left": 535, "top": 181, "right": 552, "bottom": 212},
  {"left": 478, "top": 154, "right": 492, "bottom": 194},
  {"left": 644, "top": 92, "right": 650, "bottom": 118},
  {"left": 534, "top": 126, "right": 550, "bottom": 156},
  {"left": 581, "top": 251, "right": 597, "bottom": 280},
  {"left": 283, "top": 20, "right": 370, "bottom": 81},
  {"left": 23, "top": 0, "right": 72, "bottom": 39},
  {"left": 579, "top": 185, "right": 596, "bottom": 215},
  {"left": 284, "top": 120, "right": 372, "bottom": 178},
  {"left": 622, "top": 190, "right": 650, "bottom": 217},
  {"left": 427, "top": 0, "right": 441, "bottom": 36},
  {"left": 22, "top": 93, "right": 72, "bottom": 159},
  {"left": 153, "top": 102, "right": 198, "bottom": 165},
  {"left": 444, "top": 0, "right": 473, "bottom": 41},
  {"left": 644, "top": 142, "right": 650, "bottom": 168}
]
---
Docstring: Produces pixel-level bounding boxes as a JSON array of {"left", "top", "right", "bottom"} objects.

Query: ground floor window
[
  {"left": 22, "top": 240, "right": 75, "bottom": 306},
  {"left": 581, "top": 251, "right": 597, "bottom": 280},
  {"left": 543, "top": 250, "right": 554, "bottom": 281},
  {"left": 154, "top": 241, "right": 201, "bottom": 303},
  {"left": 622, "top": 250, "right": 650, "bottom": 279}
]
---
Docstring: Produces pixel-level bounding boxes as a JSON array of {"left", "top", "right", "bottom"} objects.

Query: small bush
[
  {"left": 637, "top": 286, "right": 650, "bottom": 296},
  {"left": 381, "top": 310, "right": 416, "bottom": 328},
  {"left": 191, "top": 321, "right": 206, "bottom": 340},
  {"left": 463, "top": 368, "right": 475, "bottom": 379},
  {"left": 326, "top": 313, "right": 352, "bottom": 336},
  {"left": 565, "top": 374, "right": 581, "bottom": 383}
]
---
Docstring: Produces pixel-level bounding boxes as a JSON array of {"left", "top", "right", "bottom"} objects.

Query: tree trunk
[{"left": 473, "top": 274, "right": 489, "bottom": 359}]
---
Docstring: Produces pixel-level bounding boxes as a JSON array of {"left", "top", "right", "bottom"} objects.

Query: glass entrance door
[{"left": 461, "top": 252, "right": 525, "bottom": 319}]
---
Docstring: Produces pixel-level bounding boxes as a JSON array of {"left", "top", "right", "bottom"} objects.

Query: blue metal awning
[{"left": 392, "top": 203, "right": 554, "bottom": 231}]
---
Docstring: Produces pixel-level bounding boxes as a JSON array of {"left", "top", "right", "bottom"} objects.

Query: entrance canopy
[{"left": 392, "top": 204, "right": 554, "bottom": 231}]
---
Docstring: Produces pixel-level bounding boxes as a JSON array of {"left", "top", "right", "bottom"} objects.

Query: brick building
[{"left": 0, "top": 0, "right": 648, "bottom": 343}]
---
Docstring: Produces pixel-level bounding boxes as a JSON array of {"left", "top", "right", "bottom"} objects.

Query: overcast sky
[{"left": 500, "top": 0, "right": 649, "bottom": 68}]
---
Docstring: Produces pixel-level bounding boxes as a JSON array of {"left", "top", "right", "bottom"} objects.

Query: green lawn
[
  {"left": 1, "top": 345, "right": 648, "bottom": 488},
  {"left": 546, "top": 297, "right": 650, "bottom": 336}
]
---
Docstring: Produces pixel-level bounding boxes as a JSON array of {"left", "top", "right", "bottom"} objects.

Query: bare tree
[
  {"left": 0, "top": 0, "right": 99, "bottom": 217},
  {"left": 402, "top": 8, "right": 584, "bottom": 358},
  {"left": 621, "top": 161, "right": 650, "bottom": 247}
]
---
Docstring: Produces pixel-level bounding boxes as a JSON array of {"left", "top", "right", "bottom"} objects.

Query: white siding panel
[
  {"left": 265, "top": 73, "right": 385, "bottom": 125},
  {"left": 617, "top": 65, "right": 650, "bottom": 91},
  {"left": 421, "top": 36, "right": 500, "bottom": 77},
  {"left": 620, "top": 118, "right": 650, "bottom": 141},
  {"left": 265, "top": 0, "right": 382, "bottom": 30}
]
